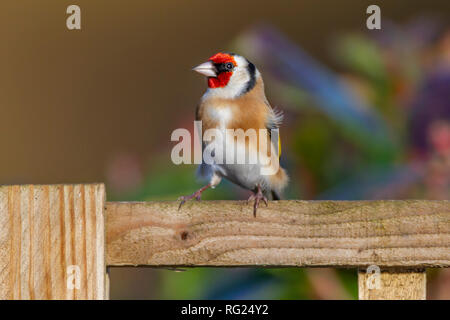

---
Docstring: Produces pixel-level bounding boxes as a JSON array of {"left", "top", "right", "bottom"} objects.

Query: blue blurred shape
[
  {"left": 204, "top": 269, "right": 282, "bottom": 300},
  {"left": 318, "top": 165, "right": 422, "bottom": 200}
]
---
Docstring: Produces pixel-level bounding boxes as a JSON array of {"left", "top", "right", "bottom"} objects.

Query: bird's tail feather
[{"left": 270, "top": 190, "right": 281, "bottom": 200}]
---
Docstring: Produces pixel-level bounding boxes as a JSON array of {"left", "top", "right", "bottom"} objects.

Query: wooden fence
[{"left": 0, "top": 184, "right": 448, "bottom": 300}]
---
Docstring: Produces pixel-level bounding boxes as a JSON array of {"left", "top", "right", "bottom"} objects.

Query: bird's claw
[
  {"left": 177, "top": 197, "right": 187, "bottom": 210},
  {"left": 178, "top": 190, "right": 203, "bottom": 210},
  {"left": 247, "top": 187, "right": 268, "bottom": 217}
]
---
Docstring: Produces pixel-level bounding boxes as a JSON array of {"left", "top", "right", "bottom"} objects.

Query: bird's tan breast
[{"left": 197, "top": 84, "right": 269, "bottom": 132}]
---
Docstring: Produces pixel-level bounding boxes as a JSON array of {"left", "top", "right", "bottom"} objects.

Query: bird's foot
[
  {"left": 178, "top": 184, "right": 211, "bottom": 210},
  {"left": 247, "top": 186, "right": 268, "bottom": 217}
]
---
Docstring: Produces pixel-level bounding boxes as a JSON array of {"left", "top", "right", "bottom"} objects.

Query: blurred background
[{"left": 1, "top": 0, "right": 449, "bottom": 299}]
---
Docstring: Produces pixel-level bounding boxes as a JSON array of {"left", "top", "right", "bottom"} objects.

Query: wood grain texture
[
  {"left": 0, "top": 184, "right": 106, "bottom": 300},
  {"left": 106, "top": 200, "right": 450, "bottom": 267},
  {"left": 358, "top": 269, "right": 426, "bottom": 300}
]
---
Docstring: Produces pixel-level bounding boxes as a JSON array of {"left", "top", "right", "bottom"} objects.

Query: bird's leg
[
  {"left": 178, "top": 183, "right": 211, "bottom": 210},
  {"left": 247, "top": 184, "right": 268, "bottom": 217}
]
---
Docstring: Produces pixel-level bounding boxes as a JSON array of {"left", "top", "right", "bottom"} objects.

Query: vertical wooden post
[
  {"left": 358, "top": 268, "right": 426, "bottom": 300},
  {"left": 0, "top": 184, "right": 107, "bottom": 300}
]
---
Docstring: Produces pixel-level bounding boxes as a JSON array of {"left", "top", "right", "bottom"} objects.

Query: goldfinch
[{"left": 179, "top": 52, "right": 288, "bottom": 216}]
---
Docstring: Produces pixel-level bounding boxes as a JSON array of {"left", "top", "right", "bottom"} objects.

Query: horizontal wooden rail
[
  {"left": 1, "top": 184, "right": 449, "bottom": 300},
  {"left": 106, "top": 200, "right": 450, "bottom": 268}
]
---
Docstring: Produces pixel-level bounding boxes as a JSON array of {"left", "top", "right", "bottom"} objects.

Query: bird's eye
[{"left": 215, "top": 62, "right": 235, "bottom": 73}]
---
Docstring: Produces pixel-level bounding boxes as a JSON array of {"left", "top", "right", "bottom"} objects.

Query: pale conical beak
[{"left": 192, "top": 61, "right": 217, "bottom": 77}]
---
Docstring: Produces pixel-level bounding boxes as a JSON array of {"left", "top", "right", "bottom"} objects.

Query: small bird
[{"left": 179, "top": 52, "right": 288, "bottom": 216}]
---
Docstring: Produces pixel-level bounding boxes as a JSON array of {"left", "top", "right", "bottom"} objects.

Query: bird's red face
[{"left": 193, "top": 52, "right": 237, "bottom": 88}]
